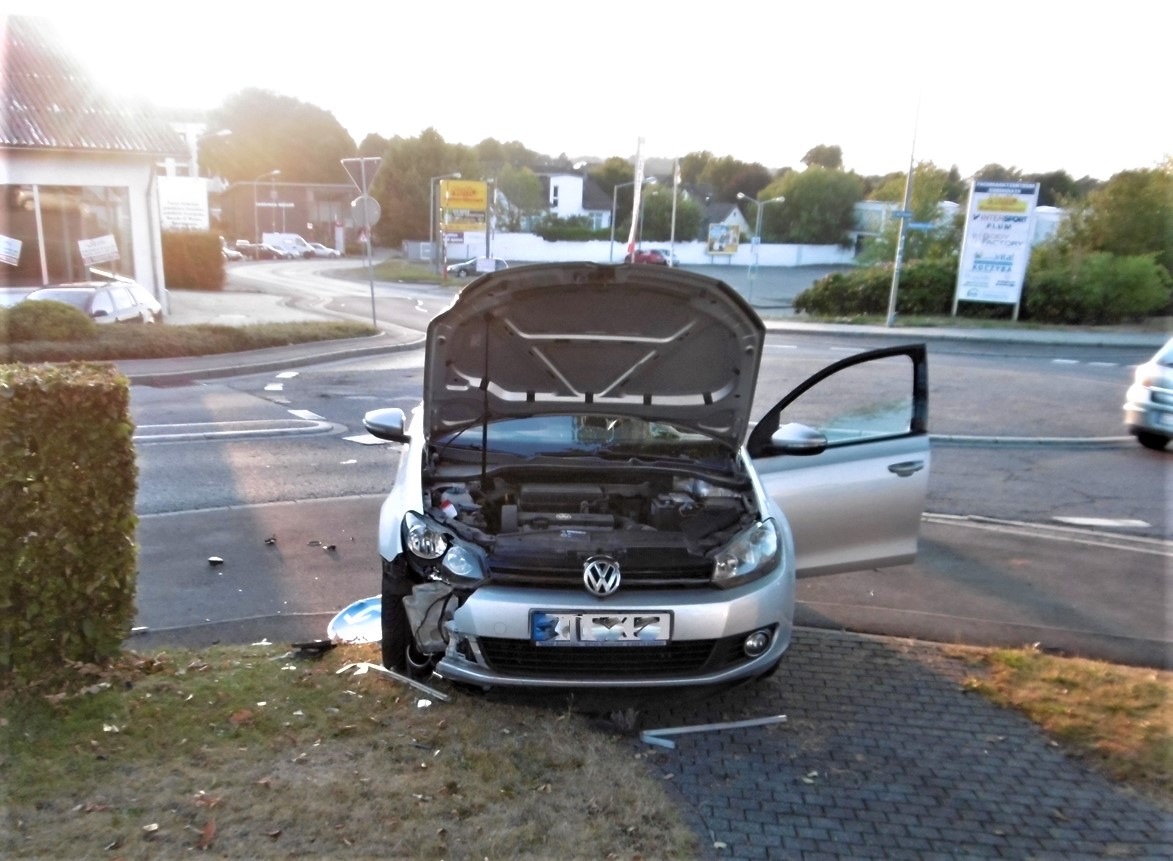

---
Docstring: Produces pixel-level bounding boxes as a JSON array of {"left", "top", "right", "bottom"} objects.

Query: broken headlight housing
[
  {"left": 711, "top": 518, "right": 781, "bottom": 589},
  {"left": 402, "top": 511, "right": 488, "bottom": 586}
]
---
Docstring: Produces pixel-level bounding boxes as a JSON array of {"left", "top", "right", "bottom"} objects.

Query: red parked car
[{"left": 624, "top": 249, "right": 668, "bottom": 265}]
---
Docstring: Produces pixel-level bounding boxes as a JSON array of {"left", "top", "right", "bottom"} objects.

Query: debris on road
[
  {"left": 208, "top": 556, "right": 224, "bottom": 567},
  {"left": 336, "top": 661, "right": 451, "bottom": 703},
  {"left": 640, "top": 714, "right": 787, "bottom": 749}
]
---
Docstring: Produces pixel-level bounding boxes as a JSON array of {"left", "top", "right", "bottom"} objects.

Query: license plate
[{"left": 531, "top": 611, "right": 671, "bottom": 646}]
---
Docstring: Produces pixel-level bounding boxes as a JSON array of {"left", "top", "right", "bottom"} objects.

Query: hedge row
[
  {"left": 0, "top": 363, "right": 138, "bottom": 682},
  {"left": 794, "top": 253, "right": 1171, "bottom": 324}
]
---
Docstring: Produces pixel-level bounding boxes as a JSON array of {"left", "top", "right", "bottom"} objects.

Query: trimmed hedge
[
  {"left": 5, "top": 300, "right": 97, "bottom": 343},
  {"left": 162, "top": 230, "right": 225, "bottom": 291},
  {"left": 0, "top": 363, "right": 138, "bottom": 682}
]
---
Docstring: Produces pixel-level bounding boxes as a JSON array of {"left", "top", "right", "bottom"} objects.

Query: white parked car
[
  {"left": 1123, "top": 338, "right": 1173, "bottom": 450},
  {"left": 363, "top": 263, "right": 930, "bottom": 690},
  {"left": 23, "top": 277, "right": 162, "bottom": 323},
  {"left": 308, "top": 242, "right": 342, "bottom": 258}
]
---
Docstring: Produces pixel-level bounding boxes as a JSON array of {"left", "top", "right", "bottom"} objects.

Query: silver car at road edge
[{"left": 363, "top": 263, "right": 930, "bottom": 690}]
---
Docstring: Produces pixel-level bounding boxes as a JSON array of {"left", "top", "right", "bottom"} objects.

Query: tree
[
  {"left": 761, "top": 167, "right": 863, "bottom": 245},
  {"left": 802, "top": 144, "right": 843, "bottom": 170},
  {"left": 367, "top": 128, "right": 477, "bottom": 246},
  {"left": 203, "top": 88, "right": 356, "bottom": 184},
  {"left": 699, "top": 156, "right": 772, "bottom": 202},
  {"left": 635, "top": 188, "right": 703, "bottom": 242},
  {"left": 678, "top": 151, "right": 713, "bottom": 187},
  {"left": 973, "top": 163, "right": 1023, "bottom": 182},
  {"left": 1060, "top": 164, "right": 1173, "bottom": 275},
  {"left": 1023, "top": 169, "right": 1086, "bottom": 207},
  {"left": 494, "top": 165, "right": 545, "bottom": 232}
]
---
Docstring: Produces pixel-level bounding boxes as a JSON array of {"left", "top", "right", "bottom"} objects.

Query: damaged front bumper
[{"left": 429, "top": 575, "right": 793, "bottom": 689}]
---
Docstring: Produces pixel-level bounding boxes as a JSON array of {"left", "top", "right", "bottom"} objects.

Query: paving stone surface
[{"left": 630, "top": 628, "right": 1172, "bottom": 860}]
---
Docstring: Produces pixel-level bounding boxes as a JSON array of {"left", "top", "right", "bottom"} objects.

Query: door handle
[{"left": 888, "top": 460, "right": 925, "bottom": 477}]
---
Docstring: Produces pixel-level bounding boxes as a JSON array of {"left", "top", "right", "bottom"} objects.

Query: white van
[{"left": 262, "top": 233, "right": 313, "bottom": 258}]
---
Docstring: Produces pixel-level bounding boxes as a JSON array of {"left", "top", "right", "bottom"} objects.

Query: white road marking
[
  {"left": 289, "top": 409, "right": 325, "bottom": 421},
  {"left": 1051, "top": 359, "right": 1079, "bottom": 364},
  {"left": 276, "top": 371, "right": 299, "bottom": 379},
  {"left": 345, "top": 433, "right": 387, "bottom": 445},
  {"left": 264, "top": 383, "right": 284, "bottom": 391}
]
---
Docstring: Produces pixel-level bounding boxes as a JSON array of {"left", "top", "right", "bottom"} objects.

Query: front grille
[{"left": 477, "top": 632, "right": 750, "bottom": 679}]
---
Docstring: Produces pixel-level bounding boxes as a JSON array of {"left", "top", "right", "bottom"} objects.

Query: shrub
[
  {"left": 1023, "top": 252, "right": 1172, "bottom": 324},
  {"left": 6, "top": 300, "right": 96, "bottom": 343},
  {"left": 162, "top": 230, "right": 225, "bottom": 291},
  {"left": 794, "top": 260, "right": 955, "bottom": 317}
]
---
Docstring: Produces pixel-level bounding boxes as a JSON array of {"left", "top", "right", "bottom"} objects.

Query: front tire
[
  {"left": 1137, "top": 431, "right": 1169, "bottom": 451},
  {"left": 380, "top": 558, "right": 413, "bottom": 672}
]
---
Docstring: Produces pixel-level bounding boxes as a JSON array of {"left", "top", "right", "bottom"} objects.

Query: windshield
[{"left": 434, "top": 414, "right": 731, "bottom": 460}]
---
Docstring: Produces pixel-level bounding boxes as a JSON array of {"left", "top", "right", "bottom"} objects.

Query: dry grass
[
  {"left": 951, "top": 644, "right": 1173, "bottom": 807},
  {"left": 1, "top": 643, "right": 696, "bottom": 860}
]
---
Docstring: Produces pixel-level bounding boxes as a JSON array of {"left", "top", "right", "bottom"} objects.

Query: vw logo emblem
[{"left": 583, "top": 556, "right": 621, "bottom": 597}]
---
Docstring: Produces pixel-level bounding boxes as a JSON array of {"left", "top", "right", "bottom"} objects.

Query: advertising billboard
[
  {"left": 440, "top": 179, "right": 488, "bottom": 233},
  {"left": 706, "top": 223, "right": 740, "bottom": 255},
  {"left": 954, "top": 181, "right": 1039, "bottom": 312}
]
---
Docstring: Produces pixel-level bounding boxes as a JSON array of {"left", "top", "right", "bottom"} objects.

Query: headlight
[
  {"left": 402, "top": 511, "right": 488, "bottom": 586},
  {"left": 711, "top": 519, "right": 781, "bottom": 589},
  {"left": 404, "top": 511, "right": 447, "bottom": 559}
]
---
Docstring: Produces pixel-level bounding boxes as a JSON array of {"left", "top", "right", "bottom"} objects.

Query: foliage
[
  {"left": 202, "top": 88, "right": 356, "bottom": 184},
  {"left": 698, "top": 155, "right": 773, "bottom": 203},
  {"left": 634, "top": 188, "right": 704, "bottom": 242},
  {"left": 0, "top": 320, "right": 377, "bottom": 363},
  {"left": 5, "top": 300, "right": 96, "bottom": 342},
  {"left": 494, "top": 165, "right": 546, "bottom": 232},
  {"left": 1023, "top": 169, "right": 1098, "bottom": 206},
  {"left": 530, "top": 214, "right": 602, "bottom": 242},
  {"left": 162, "top": 231, "right": 225, "bottom": 291},
  {"left": 0, "top": 363, "right": 137, "bottom": 680},
  {"left": 796, "top": 251, "right": 1172, "bottom": 325},
  {"left": 1059, "top": 166, "right": 1173, "bottom": 275},
  {"left": 794, "top": 260, "right": 957, "bottom": 317},
  {"left": 367, "top": 128, "right": 479, "bottom": 246},
  {"left": 802, "top": 144, "right": 843, "bottom": 170},
  {"left": 858, "top": 209, "right": 966, "bottom": 265},
  {"left": 973, "top": 163, "right": 1024, "bottom": 181},
  {"left": 1022, "top": 250, "right": 1172, "bottom": 324},
  {"left": 764, "top": 167, "right": 863, "bottom": 245}
]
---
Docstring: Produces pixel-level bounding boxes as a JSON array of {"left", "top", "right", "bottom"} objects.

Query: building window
[
  {"left": 551, "top": 185, "right": 559, "bottom": 208},
  {"left": 2, "top": 185, "right": 134, "bottom": 286}
]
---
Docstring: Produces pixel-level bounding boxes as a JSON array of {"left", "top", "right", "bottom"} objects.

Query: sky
[{"left": 12, "top": 0, "right": 1170, "bottom": 181}]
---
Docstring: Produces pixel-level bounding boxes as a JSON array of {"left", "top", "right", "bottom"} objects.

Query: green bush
[
  {"left": 162, "top": 230, "right": 225, "bottom": 291},
  {"left": 794, "top": 260, "right": 956, "bottom": 317},
  {"left": 1024, "top": 252, "right": 1172, "bottom": 324},
  {"left": 531, "top": 214, "right": 607, "bottom": 242},
  {"left": 6, "top": 300, "right": 97, "bottom": 343},
  {"left": 0, "top": 363, "right": 138, "bottom": 683}
]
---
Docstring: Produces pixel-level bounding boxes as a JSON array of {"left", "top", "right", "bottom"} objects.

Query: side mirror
[
  {"left": 769, "top": 422, "right": 827, "bottom": 456},
  {"left": 363, "top": 407, "right": 409, "bottom": 443}
]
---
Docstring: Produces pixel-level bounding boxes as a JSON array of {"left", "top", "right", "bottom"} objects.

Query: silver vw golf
[{"left": 363, "top": 263, "right": 930, "bottom": 689}]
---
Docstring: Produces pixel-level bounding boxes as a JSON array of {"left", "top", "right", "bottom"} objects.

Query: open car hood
[{"left": 423, "top": 263, "right": 765, "bottom": 449}]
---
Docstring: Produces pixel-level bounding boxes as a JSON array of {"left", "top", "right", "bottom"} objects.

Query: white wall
[{"left": 483, "top": 233, "right": 856, "bottom": 267}]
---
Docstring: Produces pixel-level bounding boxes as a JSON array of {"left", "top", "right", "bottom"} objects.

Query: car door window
[{"left": 90, "top": 289, "right": 115, "bottom": 317}]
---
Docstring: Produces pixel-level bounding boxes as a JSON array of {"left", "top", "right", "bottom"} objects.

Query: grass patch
[
  {"left": 951, "top": 644, "right": 1173, "bottom": 807},
  {"left": 0, "top": 320, "right": 378, "bottom": 364},
  {"left": 331, "top": 258, "right": 459, "bottom": 286},
  {"left": 1, "top": 643, "right": 697, "bottom": 860}
]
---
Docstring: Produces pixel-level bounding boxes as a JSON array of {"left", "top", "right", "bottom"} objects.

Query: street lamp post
[
  {"left": 736, "top": 192, "right": 785, "bottom": 302},
  {"left": 252, "top": 169, "right": 280, "bottom": 247},
  {"left": 429, "top": 172, "right": 461, "bottom": 274},
  {"left": 609, "top": 177, "right": 656, "bottom": 262}
]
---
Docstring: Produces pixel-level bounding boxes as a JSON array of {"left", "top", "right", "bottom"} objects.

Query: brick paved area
[{"left": 632, "top": 628, "right": 1172, "bottom": 860}]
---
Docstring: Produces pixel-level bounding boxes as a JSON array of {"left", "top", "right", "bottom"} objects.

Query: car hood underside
[{"left": 423, "top": 263, "right": 765, "bottom": 449}]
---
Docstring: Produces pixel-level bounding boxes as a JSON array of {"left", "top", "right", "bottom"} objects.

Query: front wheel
[
  {"left": 381, "top": 591, "right": 411, "bottom": 672},
  {"left": 1137, "top": 431, "right": 1169, "bottom": 451}
]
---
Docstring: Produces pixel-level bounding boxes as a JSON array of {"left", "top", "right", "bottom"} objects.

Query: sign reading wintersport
[{"left": 954, "top": 181, "right": 1039, "bottom": 310}]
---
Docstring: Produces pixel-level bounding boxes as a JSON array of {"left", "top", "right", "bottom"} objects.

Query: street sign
[
  {"left": 341, "top": 157, "right": 382, "bottom": 194},
  {"left": 327, "top": 596, "right": 381, "bottom": 643},
  {"left": 351, "top": 194, "right": 381, "bottom": 227},
  {"left": 891, "top": 209, "right": 913, "bottom": 219},
  {"left": 907, "top": 222, "right": 934, "bottom": 230}
]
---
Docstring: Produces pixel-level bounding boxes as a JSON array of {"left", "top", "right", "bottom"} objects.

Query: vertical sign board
[
  {"left": 954, "top": 181, "right": 1039, "bottom": 317},
  {"left": 439, "top": 180, "right": 488, "bottom": 261},
  {"left": 157, "top": 176, "right": 211, "bottom": 231}
]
